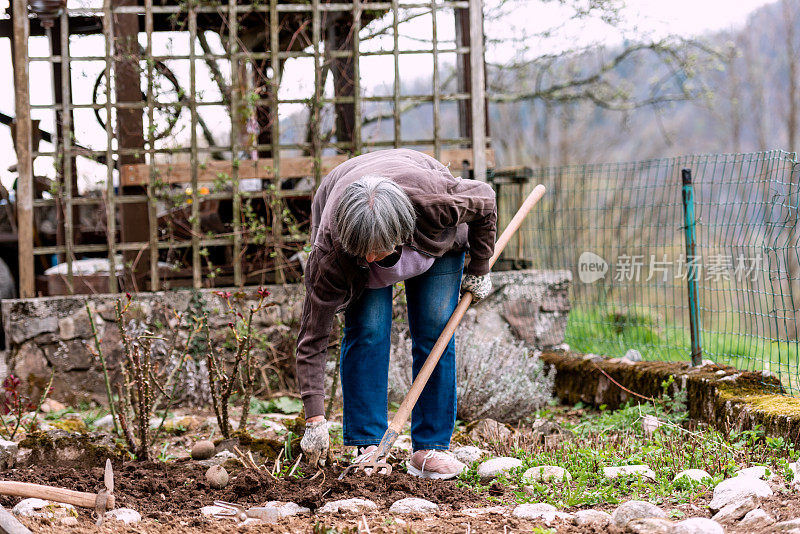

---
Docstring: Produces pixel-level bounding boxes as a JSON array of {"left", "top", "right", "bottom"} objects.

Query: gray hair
[{"left": 335, "top": 175, "right": 416, "bottom": 257}]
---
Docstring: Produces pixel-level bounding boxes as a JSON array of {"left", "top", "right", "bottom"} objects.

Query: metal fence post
[{"left": 681, "top": 168, "right": 703, "bottom": 366}]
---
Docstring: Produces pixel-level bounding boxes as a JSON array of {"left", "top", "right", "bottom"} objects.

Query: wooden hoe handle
[
  {"left": 388, "top": 184, "right": 547, "bottom": 435},
  {"left": 0, "top": 481, "right": 114, "bottom": 509}
]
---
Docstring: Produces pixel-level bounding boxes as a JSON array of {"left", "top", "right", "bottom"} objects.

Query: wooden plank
[
  {"left": 0, "top": 505, "right": 32, "bottom": 534},
  {"left": 12, "top": 0, "right": 34, "bottom": 298},
  {"left": 119, "top": 149, "right": 495, "bottom": 186}
]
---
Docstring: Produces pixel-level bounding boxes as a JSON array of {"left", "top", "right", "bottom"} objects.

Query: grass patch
[{"left": 457, "top": 391, "right": 799, "bottom": 509}]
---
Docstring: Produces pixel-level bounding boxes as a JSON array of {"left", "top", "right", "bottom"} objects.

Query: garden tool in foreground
[
  {"left": 0, "top": 458, "right": 114, "bottom": 525},
  {"left": 339, "top": 184, "right": 547, "bottom": 479}
]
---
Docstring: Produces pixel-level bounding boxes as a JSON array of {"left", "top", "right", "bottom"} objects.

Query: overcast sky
[{"left": 0, "top": 0, "right": 777, "bottom": 190}]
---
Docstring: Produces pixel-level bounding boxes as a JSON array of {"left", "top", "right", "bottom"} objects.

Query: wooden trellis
[{"left": 7, "top": 0, "right": 489, "bottom": 296}]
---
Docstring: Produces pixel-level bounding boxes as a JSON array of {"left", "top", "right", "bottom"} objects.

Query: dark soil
[{"left": 0, "top": 458, "right": 486, "bottom": 527}]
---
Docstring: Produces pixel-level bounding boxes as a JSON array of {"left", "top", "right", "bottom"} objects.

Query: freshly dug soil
[{"left": 0, "top": 458, "right": 485, "bottom": 525}]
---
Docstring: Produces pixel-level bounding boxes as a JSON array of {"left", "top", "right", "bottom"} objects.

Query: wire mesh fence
[{"left": 492, "top": 150, "right": 800, "bottom": 394}]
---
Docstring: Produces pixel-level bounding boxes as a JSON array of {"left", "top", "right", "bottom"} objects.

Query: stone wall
[{"left": 1, "top": 269, "right": 571, "bottom": 407}]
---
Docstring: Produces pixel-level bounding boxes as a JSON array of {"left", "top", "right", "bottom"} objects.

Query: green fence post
[{"left": 681, "top": 168, "right": 703, "bottom": 366}]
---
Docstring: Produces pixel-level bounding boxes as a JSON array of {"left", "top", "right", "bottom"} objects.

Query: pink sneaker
[{"left": 407, "top": 450, "right": 466, "bottom": 480}]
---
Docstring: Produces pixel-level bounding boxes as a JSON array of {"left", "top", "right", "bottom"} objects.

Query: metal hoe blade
[{"left": 338, "top": 429, "right": 397, "bottom": 480}]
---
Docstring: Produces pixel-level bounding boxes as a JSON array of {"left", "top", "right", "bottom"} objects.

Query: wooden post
[
  {"left": 454, "top": 7, "right": 471, "bottom": 142},
  {"left": 12, "top": 0, "right": 34, "bottom": 298},
  {"left": 468, "top": 0, "right": 486, "bottom": 181}
]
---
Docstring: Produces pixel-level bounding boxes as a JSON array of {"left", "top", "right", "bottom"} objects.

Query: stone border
[{"left": 540, "top": 352, "right": 800, "bottom": 445}]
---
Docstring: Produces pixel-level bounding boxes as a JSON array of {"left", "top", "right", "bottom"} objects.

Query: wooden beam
[
  {"left": 468, "top": 0, "right": 487, "bottom": 181},
  {"left": 119, "top": 149, "right": 496, "bottom": 186},
  {"left": 12, "top": 0, "right": 34, "bottom": 298}
]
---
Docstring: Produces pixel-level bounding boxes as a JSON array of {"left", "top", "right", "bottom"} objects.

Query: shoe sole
[{"left": 406, "top": 463, "right": 460, "bottom": 480}]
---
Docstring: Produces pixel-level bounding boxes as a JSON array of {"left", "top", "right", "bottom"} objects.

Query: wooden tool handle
[
  {"left": 388, "top": 184, "right": 547, "bottom": 434},
  {"left": 0, "top": 481, "right": 114, "bottom": 509}
]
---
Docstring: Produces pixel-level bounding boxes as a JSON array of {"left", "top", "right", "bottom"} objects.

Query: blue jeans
[{"left": 340, "top": 251, "right": 465, "bottom": 451}]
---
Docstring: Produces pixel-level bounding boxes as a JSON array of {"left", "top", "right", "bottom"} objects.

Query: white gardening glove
[
  {"left": 300, "top": 419, "right": 329, "bottom": 468},
  {"left": 461, "top": 273, "right": 492, "bottom": 302}
]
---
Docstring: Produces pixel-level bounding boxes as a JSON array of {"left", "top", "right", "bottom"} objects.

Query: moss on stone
[{"left": 50, "top": 418, "right": 88, "bottom": 433}]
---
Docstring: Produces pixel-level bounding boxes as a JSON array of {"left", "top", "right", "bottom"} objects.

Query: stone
[
  {"left": 12, "top": 498, "right": 75, "bottom": 519},
  {"left": 735, "top": 465, "right": 778, "bottom": 481},
  {"left": 0, "top": 439, "right": 18, "bottom": 469},
  {"left": 245, "top": 507, "right": 279, "bottom": 524},
  {"left": 40, "top": 399, "right": 66, "bottom": 413},
  {"left": 612, "top": 500, "right": 666, "bottom": 528},
  {"left": 709, "top": 476, "right": 772, "bottom": 511},
  {"left": 604, "top": 465, "right": 656, "bottom": 481},
  {"left": 740, "top": 508, "right": 775, "bottom": 529},
  {"left": 711, "top": 495, "right": 758, "bottom": 522},
  {"left": 452, "top": 446, "right": 485, "bottom": 465},
  {"left": 206, "top": 465, "right": 229, "bottom": 489},
  {"left": 105, "top": 508, "right": 141, "bottom": 524},
  {"left": 476, "top": 457, "right": 523, "bottom": 481},
  {"left": 673, "top": 469, "right": 712, "bottom": 483},
  {"left": 459, "top": 506, "right": 511, "bottom": 517},
  {"left": 60, "top": 516, "right": 79, "bottom": 526},
  {"left": 511, "top": 502, "right": 558, "bottom": 522},
  {"left": 389, "top": 498, "right": 439, "bottom": 514},
  {"left": 93, "top": 414, "right": 115, "bottom": 431},
  {"left": 317, "top": 498, "right": 378, "bottom": 514},
  {"left": 8, "top": 316, "right": 58, "bottom": 345},
  {"left": 573, "top": 509, "right": 612, "bottom": 526},
  {"left": 625, "top": 349, "right": 643, "bottom": 361},
  {"left": 625, "top": 517, "right": 673, "bottom": 534},
  {"left": 198, "top": 450, "right": 238, "bottom": 468},
  {"left": 641, "top": 415, "right": 663, "bottom": 437},
  {"left": 468, "top": 418, "right": 513, "bottom": 443},
  {"left": 672, "top": 517, "right": 724, "bottom": 534},
  {"left": 769, "top": 518, "right": 800, "bottom": 532},
  {"left": 261, "top": 501, "right": 310, "bottom": 517},
  {"left": 522, "top": 465, "right": 572, "bottom": 484},
  {"left": 192, "top": 440, "right": 216, "bottom": 460}
]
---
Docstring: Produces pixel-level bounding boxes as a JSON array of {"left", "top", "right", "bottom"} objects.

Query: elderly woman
[{"left": 298, "top": 148, "right": 496, "bottom": 479}]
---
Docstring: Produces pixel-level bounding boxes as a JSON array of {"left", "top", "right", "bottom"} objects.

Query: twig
[
  {"left": 288, "top": 453, "right": 303, "bottom": 478},
  {"left": 85, "top": 301, "right": 119, "bottom": 435},
  {"left": 590, "top": 361, "right": 659, "bottom": 402},
  {"left": 273, "top": 448, "right": 284, "bottom": 476}
]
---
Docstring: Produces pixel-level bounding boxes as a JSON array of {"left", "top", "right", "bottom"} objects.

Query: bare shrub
[{"left": 389, "top": 322, "right": 555, "bottom": 423}]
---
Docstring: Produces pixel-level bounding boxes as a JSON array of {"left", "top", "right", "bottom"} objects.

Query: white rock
[
  {"left": 317, "top": 498, "right": 378, "bottom": 514},
  {"left": 198, "top": 450, "right": 238, "bottom": 468},
  {"left": 611, "top": 500, "right": 666, "bottom": 527},
  {"left": 201, "top": 505, "right": 230, "bottom": 517},
  {"left": 0, "top": 439, "right": 18, "bottom": 469},
  {"left": 93, "top": 414, "right": 115, "bottom": 431},
  {"left": 711, "top": 495, "right": 758, "bottom": 523},
  {"left": 641, "top": 415, "right": 663, "bottom": 437},
  {"left": 459, "top": 506, "right": 510, "bottom": 517},
  {"left": 709, "top": 476, "right": 772, "bottom": 511},
  {"left": 12, "top": 498, "right": 75, "bottom": 518},
  {"left": 736, "top": 465, "right": 778, "bottom": 482},
  {"left": 625, "top": 517, "right": 673, "bottom": 534},
  {"left": 452, "top": 446, "right": 485, "bottom": 465},
  {"left": 625, "top": 349, "right": 643, "bottom": 361},
  {"left": 673, "top": 469, "right": 712, "bottom": 483},
  {"left": 389, "top": 498, "right": 439, "bottom": 514},
  {"left": 394, "top": 435, "right": 413, "bottom": 452},
  {"left": 768, "top": 518, "right": 800, "bottom": 532},
  {"left": 603, "top": 465, "right": 656, "bottom": 481},
  {"left": 573, "top": 509, "right": 612, "bottom": 526},
  {"left": 262, "top": 501, "right": 310, "bottom": 517},
  {"left": 740, "top": 508, "right": 775, "bottom": 529},
  {"left": 476, "top": 457, "right": 523, "bottom": 481},
  {"left": 60, "top": 516, "right": 78, "bottom": 526},
  {"left": 672, "top": 517, "right": 724, "bottom": 534},
  {"left": 522, "top": 466, "right": 572, "bottom": 484},
  {"left": 511, "top": 503, "right": 558, "bottom": 522},
  {"left": 105, "top": 508, "right": 141, "bottom": 524}
]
